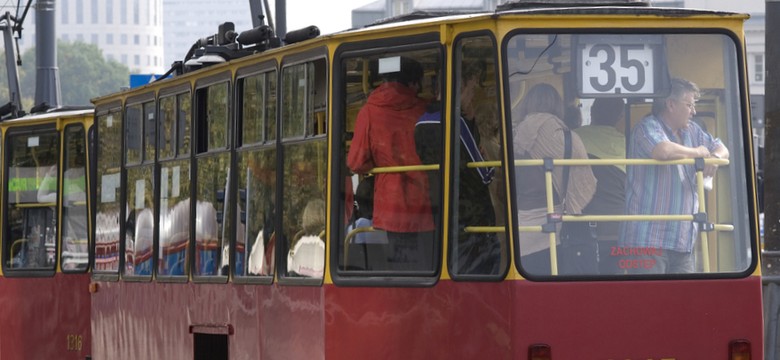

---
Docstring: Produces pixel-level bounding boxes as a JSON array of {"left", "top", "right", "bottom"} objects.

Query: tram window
[
  {"left": 338, "top": 48, "right": 441, "bottom": 276},
  {"left": 124, "top": 100, "right": 156, "bottom": 278},
  {"left": 157, "top": 92, "right": 192, "bottom": 278},
  {"left": 194, "top": 81, "right": 232, "bottom": 278},
  {"left": 143, "top": 101, "right": 156, "bottom": 162},
  {"left": 448, "top": 35, "right": 506, "bottom": 278},
  {"left": 178, "top": 93, "right": 192, "bottom": 156},
  {"left": 235, "top": 69, "right": 277, "bottom": 279},
  {"left": 197, "top": 82, "right": 230, "bottom": 153},
  {"left": 158, "top": 96, "right": 176, "bottom": 160},
  {"left": 125, "top": 103, "right": 143, "bottom": 165},
  {"left": 4, "top": 130, "right": 59, "bottom": 271},
  {"left": 282, "top": 60, "right": 326, "bottom": 138},
  {"left": 240, "top": 71, "right": 277, "bottom": 146},
  {"left": 94, "top": 109, "right": 122, "bottom": 273},
  {"left": 281, "top": 58, "right": 327, "bottom": 280},
  {"left": 124, "top": 165, "right": 154, "bottom": 277},
  {"left": 61, "top": 125, "right": 89, "bottom": 272},
  {"left": 505, "top": 32, "right": 751, "bottom": 278}
]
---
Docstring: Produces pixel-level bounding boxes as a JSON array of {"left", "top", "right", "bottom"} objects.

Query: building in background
[
  {"left": 18, "top": 0, "right": 165, "bottom": 74},
  {"left": 15, "top": 0, "right": 256, "bottom": 74},
  {"left": 162, "top": 0, "right": 254, "bottom": 69},
  {"left": 352, "top": 0, "right": 501, "bottom": 28}
]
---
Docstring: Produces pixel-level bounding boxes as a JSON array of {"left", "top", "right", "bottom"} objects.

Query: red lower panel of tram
[{"left": 90, "top": 276, "right": 762, "bottom": 359}]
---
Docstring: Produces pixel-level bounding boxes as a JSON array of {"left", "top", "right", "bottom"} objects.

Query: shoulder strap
[{"left": 561, "top": 128, "right": 572, "bottom": 208}]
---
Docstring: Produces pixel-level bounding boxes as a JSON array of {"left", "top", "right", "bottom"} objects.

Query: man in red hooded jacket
[{"left": 347, "top": 56, "right": 435, "bottom": 271}]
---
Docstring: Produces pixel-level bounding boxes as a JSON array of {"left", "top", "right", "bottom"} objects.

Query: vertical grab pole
[
  {"left": 695, "top": 158, "right": 710, "bottom": 273},
  {"left": 544, "top": 164, "right": 558, "bottom": 275}
]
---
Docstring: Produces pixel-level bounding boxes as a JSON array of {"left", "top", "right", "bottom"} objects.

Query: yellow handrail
[{"left": 343, "top": 226, "right": 377, "bottom": 268}]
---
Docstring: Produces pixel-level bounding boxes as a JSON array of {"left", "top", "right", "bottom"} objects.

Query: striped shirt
[{"left": 620, "top": 115, "right": 723, "bottom": 252}]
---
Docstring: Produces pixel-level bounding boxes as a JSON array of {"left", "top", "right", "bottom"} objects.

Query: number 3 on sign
[{"left": 581, "top": 43, "right": 655, "bottom": 95}]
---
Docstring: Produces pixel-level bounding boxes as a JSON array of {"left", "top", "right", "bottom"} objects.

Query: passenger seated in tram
[
  {"left": 288, "top": 199, "right": 326, "bottom": 277},
  {"left": 347, "top": 56, "right": 435, "bottom": 271},
  {"left": 512, "top": 83, "right": 596, "bottom": 275},
  {"left": 574, "top": 97, "right": 627, "bottom": 274}
]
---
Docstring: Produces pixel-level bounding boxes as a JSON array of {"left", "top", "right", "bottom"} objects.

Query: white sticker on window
[{"left": 378, "top": 56, "right": 401, "bottom": 74}]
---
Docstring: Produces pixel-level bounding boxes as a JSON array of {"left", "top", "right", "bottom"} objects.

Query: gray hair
[{"left": 652, "top": 78, "right": 700, "bottom": 115}]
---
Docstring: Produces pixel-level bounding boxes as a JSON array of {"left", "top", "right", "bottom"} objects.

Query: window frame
[
  {"left": 330, "top": 33, "right": 444, "bottom": 287},
  {"left": 233, "top": 60, "right": 279, "bottom": 285}
]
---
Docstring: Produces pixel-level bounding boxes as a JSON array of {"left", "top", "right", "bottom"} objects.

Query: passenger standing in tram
[
  {"left": 512, "top": 83, "right": 596, "bottom": 275},
  {"left": 621, "top": 78, "right": 728, "bottom": 274},
  {"left": 347, "top": 56, "right": 435, "bottom": 271},
  {"left": 574, "top": 97, "right": 627, "bottom": 274},
  {"left": 415, "top": 62, "right": 500, "bottom": 275}
]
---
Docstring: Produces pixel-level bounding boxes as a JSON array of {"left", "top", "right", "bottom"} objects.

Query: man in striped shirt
[{"left": 621, "top": 78, "right": 729, "bottom": 274}]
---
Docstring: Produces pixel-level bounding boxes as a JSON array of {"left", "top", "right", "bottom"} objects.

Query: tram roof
[
  {"left": 91, "top": 3, "right": 747, "bottom": 105},
  {"left": 1, "top": 107, "right": 94, "bottom": 125}
]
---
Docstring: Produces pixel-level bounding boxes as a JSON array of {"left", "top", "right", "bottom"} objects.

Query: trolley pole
[
  {"left": 276, "top": 0, "right": 286, "bottom": 40},
  {"left": 34, "top": 0, "right": 61, "bottom": 109},
  {"left": 765, "top": 1, "right": 780, "bottom": 359}
]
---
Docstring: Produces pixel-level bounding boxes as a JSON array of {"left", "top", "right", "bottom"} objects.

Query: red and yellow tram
[
  {"left": 0, "top": 108, "right": 92, "bottom": 359},
  {"left": 85, "top": 1, "right": 761, "bottom": 359}
]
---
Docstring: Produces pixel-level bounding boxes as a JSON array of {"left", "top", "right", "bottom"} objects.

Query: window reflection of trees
[{"left": 95, "top": 110, "right": 122, "bottom": 272}]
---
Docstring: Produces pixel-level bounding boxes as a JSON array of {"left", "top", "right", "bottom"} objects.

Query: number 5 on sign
[{"left": 580, "top": 42, "right": 655, "bottom": 96}]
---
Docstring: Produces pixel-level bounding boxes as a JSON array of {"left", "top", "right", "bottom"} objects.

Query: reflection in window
[
  {"left": 158, "top": 92, "right": 192, "bottom": 277},
  {"left": 125, "top": 103, "right": 142, "bottom": 164},
  {"left": 281, "top": 58, "right": 327, "bottom": 279},
  {"left": 95, "top": 111, "right": 122, "bottom": 272},
  {"left": 158, "top": 96, "right": 176, "bottom": 159},
  {"left": 236, "top": 69, "right": 278, "bottom": 278},
  {"left": 236, "top": 150, "right": 276, "bottom": 277},
  {"left": 194, "top": 80, "right": 231, "bottom": 277},
  {"left": 62, "top": 125, "right": 89, "bottom": 271},
  {"left": 124, "top": 166, "right": 154, "bottom": 276},
  {"left": 4, "top": 131, "right": 59, "bottom": 270},
  {"left": 195, "top": 153, "right": 230, "bottom": 276}
]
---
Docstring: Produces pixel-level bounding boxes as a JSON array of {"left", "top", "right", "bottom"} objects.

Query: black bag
[{"left": 558, "top": 129, "right": 599, "bottom": 275}]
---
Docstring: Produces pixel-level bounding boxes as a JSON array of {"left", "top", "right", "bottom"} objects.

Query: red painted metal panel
[
  {"left": 509, "top": 277, "right": 764, "bottom": 359},
  {"left": 0, "top": 274, "right": 91, "bottom": 359},
  {"left": 90, "top": 281, "right": 325, "bottom": 360},
  {"left": 89, "top": 276, "right": 762, "bottom": 359}
]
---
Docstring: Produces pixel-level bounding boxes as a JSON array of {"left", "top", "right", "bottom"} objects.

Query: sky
[{"left": 268, "top": 0, "right": 377, "bottom": 35}]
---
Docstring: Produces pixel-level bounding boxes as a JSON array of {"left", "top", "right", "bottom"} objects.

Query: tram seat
[
  {"left": 9, "top": 238, "right": 28, "bottom": 268},
  {"left": 343, "top": 226, "right": 390, "bottom": 271}
]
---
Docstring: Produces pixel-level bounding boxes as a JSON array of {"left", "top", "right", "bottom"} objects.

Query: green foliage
[{"left": 0, "top": 40, "right": 130, "bottom": 109}]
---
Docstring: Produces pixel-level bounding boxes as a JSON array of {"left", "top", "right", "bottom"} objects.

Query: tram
[
  {"left": 89, "top": 1, "right": 762, "bottom": 358},
  {"left": 0, "top": 108, "right": 93, "bottom": 359}
]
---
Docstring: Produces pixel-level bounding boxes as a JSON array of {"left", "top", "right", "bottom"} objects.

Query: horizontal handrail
[{"left": 512, "top": 157, "right": 729, "bottom": 167}]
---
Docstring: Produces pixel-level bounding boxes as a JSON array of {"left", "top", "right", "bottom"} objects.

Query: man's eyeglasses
[{"left": 676, "top": 99, "right": 696, "bottom": 111}]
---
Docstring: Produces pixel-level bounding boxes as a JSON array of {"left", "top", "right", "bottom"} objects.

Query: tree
[{"left": 0, "top": 40, "right": 130, "bottom": 109}]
